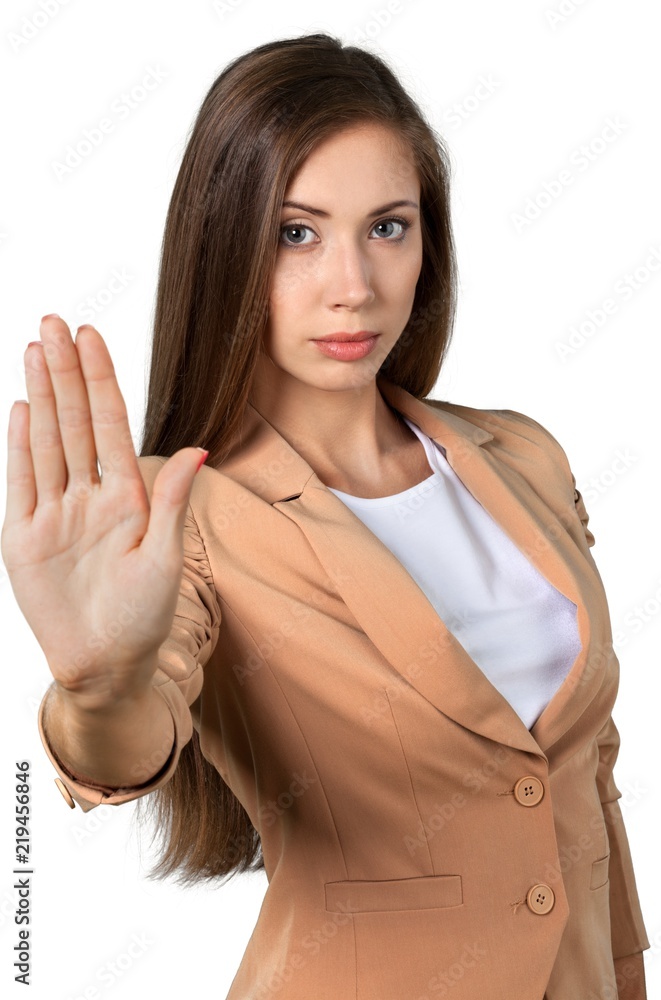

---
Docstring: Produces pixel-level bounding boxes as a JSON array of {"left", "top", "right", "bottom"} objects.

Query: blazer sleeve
[
  {"left": 572, "top": 477, "right": 650, "bottom": 962},
  {"left": 595, "top": 707, "right": 651, "bottom": 960},
  {"left": 37, "top": 455, "right": 221, "bottom": 813}
]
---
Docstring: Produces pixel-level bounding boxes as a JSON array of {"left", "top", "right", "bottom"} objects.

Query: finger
[
  {"left": 143, "top": 449, "right": 208, "bottom": 556},
  {"left": 4, "top": 400, "right": 36, "bottom": 525},
  {"left": 36, "top": 316, "right": 100, "bottom": 495},
  {"left": 24, "top": 340, "right": 69, "bottom": 502},
  {"left": 73, "top": 324, "right": 141, "bottom": 489}
]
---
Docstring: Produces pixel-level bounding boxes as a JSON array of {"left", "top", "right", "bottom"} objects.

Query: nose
[{"left": 324, "top": 240, "right": 376, "bottom": 311}]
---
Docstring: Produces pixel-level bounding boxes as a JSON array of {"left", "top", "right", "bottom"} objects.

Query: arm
[
  {"left": 613, "top": 952, "right": 647, "bottom": 1000},
  {"left": 41, "top": 666, "right": 176, "bottom": 790},
  {"left": 38, "top": 456, "right": 221, "bottom": 812},
  {"left": 594, "top": 710, "right": 650, "bottom": 998},
  {"left": 490, "top": 411, "right": 651, "bottom": 994},
  {"left": 574, "top": 479, "right": 650, "bottom": 998}
]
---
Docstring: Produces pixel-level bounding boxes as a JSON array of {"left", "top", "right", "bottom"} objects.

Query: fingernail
[
  {"left": 27, "top": 341, "right": 41, "bottom": 348},
  {"left": 41, "top": 313, "right": 60, "bottom": 322},
  {"left": 195, "top": 448, "right": 209, "bottom": 472}
]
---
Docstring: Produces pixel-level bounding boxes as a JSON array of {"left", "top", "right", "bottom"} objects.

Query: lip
[
  {"left": 311, "top": 335, "right": 379, "bottom": 361},
  {"left": 312, "top": 331, "right": 379, "bottom": 343}
]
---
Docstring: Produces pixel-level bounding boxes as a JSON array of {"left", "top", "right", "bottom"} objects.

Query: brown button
[
  {"left": 54, "top": 778, "right": 76, "bottom": 809},
  {"left": 514, "top": 775, "right": 545, "bottom": 806},
  {"left": 526, "top": 883, "right": 555, "bottom": 914}
]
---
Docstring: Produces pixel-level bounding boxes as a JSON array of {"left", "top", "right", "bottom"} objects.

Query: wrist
[{"left": 52, "top": 658, "right": 159, "bottom": 715}]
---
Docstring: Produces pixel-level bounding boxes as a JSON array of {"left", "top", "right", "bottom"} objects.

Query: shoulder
[
  {"left": 422, "top": 397, "right": 581, "bottom": 514},
  {"left": 135, "top": 455, "right": 167, "bottom": 496},
  {"left": 424, "top": 397, "right": 571, "bottom": 464}
]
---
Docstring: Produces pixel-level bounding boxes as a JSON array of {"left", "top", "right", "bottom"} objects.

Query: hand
[{"left": 2, "top": 316, "right": 208, "bottom": 708}]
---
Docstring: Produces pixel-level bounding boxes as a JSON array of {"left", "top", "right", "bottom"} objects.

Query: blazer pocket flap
[
  {"left": 590, "top": 854, "right": 610, "bottom": 890},
  {"left": 325, "top": 873, "right": 463, "bottom": 913}
]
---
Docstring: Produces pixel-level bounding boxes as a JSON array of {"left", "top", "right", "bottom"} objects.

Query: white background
[{"left": 1, "top": 1, "right": 659, "bottom": 997}]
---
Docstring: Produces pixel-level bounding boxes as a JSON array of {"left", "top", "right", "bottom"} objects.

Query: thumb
[{"left": 144, "top": 447, "right": 209, "bottom": 552}]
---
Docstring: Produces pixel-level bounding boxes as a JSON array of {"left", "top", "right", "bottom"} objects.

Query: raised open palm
[{"left": 2, "top": 316, "right": 208, "bottom": 710}]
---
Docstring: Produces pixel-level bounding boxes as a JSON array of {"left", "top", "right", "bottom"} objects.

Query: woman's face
[{"left": 258, "top": 122, "right": 423, "bottom": 394}]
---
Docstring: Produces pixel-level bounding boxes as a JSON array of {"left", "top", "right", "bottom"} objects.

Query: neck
[{"left": 247, "top": 357, "right": 408, "bottom": 480}]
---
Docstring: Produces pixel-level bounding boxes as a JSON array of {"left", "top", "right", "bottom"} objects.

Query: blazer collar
[
  {"left": 216, "top": 376, "right": 607, "bottom": 758},
  {"left": 220, "top": 376, "right": 493, "bottom": 504}
]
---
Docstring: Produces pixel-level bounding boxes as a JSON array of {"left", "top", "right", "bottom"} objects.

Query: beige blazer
[{"left": 39, "top": 376, "right": 650, "bottom": 999}]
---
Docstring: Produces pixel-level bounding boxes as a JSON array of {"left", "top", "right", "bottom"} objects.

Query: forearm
[{"left": 41, "top": 675, "right": 176, "bottom": 791}]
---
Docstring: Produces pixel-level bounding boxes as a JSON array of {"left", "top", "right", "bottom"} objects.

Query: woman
[{"left": 3, "top": 32, "right": 649, "bottom": 1000}]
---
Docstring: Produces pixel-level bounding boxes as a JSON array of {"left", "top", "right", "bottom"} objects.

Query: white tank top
[{"left": 327, "top": 415, "right": 581, "bottom": 731}]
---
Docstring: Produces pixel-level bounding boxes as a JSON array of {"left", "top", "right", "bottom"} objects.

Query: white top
[{"left": 327, "top": 415, "right": 581, "bottom": 730}]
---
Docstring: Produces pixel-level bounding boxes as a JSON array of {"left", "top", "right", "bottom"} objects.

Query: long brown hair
[{"left": 134, "top": 31, "right": 458, "bottom": 886}]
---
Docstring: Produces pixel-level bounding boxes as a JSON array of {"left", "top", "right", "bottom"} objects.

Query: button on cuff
[{"left": 54, "top": 778, "right": 76, "bottom": 809}]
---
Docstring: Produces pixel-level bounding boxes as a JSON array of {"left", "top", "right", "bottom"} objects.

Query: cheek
[
  {"left": 388, "top": 248, "right": 423, "bottom": 301},
  {"left": 270, "top": 254, "right": 319, "bottom": 312},
  {"left": 269, "top": 266, "right": 294, "bottom": 314}
]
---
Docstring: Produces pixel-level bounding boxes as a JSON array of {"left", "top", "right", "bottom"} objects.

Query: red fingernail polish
[{"left": 195, "top": 449, "right": 209, "bottom": 472}]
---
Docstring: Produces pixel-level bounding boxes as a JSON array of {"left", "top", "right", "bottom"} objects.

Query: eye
[
  {"left": 278, "top": 215, "right": 411, "bottom": 249},
  {"left": 279, "top": 224, "right": 317, "bottom": 247},
  {"left": 370, "top": 217, "right": 410, "bottom": 241}
]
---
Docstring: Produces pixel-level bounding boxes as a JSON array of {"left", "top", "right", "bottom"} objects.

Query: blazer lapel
[
  {"left": 218, "top": 377, "right": 607, "bottom": 757},
  {"left": 373, "top": 381, "right": 608, "bottom": 754}
]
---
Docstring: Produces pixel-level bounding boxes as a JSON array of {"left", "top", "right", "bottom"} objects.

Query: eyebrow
[{"left": 281, "top": 199, "right": 419, "bottom": 218}]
